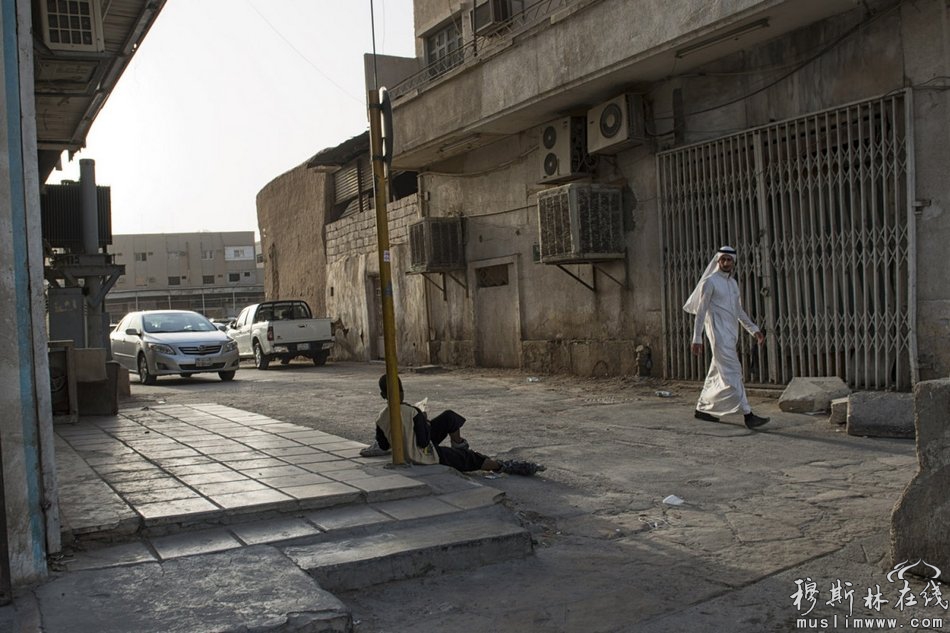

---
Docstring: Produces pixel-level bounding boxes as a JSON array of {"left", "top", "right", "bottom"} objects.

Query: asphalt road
[{"left": 119, "top": 359, "right": 923, "bottom": 633}]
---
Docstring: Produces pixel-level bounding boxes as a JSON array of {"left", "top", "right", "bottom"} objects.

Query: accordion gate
[{"left": 659, "top": 92, "right": 915, "bottom": 390}]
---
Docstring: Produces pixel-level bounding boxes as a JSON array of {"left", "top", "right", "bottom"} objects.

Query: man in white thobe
[{"left": 683, "top": 246, "right": 769, "bottom": 429}]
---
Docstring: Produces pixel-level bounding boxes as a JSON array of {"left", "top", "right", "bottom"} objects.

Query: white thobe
[{"left": 692, "top": 271, "right": 760, "bottom": 416}]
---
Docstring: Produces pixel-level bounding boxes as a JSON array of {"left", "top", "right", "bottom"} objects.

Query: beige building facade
[
  {"left": 106, "top": 231, "right": 264, "bottom": 320},
  {"left": 259, "top": 0, "right": 949, "bottom": 390}
]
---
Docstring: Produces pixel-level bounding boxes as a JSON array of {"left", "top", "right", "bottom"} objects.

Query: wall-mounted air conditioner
[
  {"left": 537, "top": 184, "right": 624, "bottom": 264},
  {"left": 39, "top": 0, "right": 105, "bottom": 53},
  {"left": 538, "top": 116, "right": 591, "bottom": 185},
  {"left": 473, "top": 0, "right": 511, "bottom": 36},
  {"left": 587, "top": 94, "right": 647, "bottom": 155},
  {"left": 408, "top": 217, "right": 465, "bottom": 273}
]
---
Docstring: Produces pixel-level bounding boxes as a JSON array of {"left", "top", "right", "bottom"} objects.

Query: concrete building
[
  {"left": 260, "top": 0, "right": 949, "bottom": 391},
  {"left": 1, "top": 0, "right": 166, "bottom": 593},
  {"left": 106, "top": 231, "right": 265, "bottom": 320}
]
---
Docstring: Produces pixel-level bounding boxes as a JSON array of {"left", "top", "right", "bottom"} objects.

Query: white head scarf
[{"left": 682, "top": 246, "right": 737, "bottom": 314}]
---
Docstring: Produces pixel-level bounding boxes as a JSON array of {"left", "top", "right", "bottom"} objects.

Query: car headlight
[
  {"left": 224, "top": 340, "right": 238, "bottom": 352},
  {"left": 146, "top": 343, "right": 175, "bottom": 354}
]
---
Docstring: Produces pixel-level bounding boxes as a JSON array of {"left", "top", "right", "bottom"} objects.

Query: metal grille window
[
  {"left": 659, "top": 93, "right": 913, "bottom": 390},
  {"left": 426, "top": 19, "right": 464, "bottom": 78},
  {"left": 228, "top": 273, "right": 240, "bottom": 282},
  {"left": 134, "top": 252, "right": 147, "bottom": 262},
  {"left": 476, "top": 264, "right": 509, "bottom": 288},
  {"left": 202, "top": 275, "right": 215, "bottom": 285},
  {"left": 168, "top": 276, "right": 181, "bottom": 286}
]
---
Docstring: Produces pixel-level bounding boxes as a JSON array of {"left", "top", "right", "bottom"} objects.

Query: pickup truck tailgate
[{"left": 270, "top": 319, "right": 332, "bottom": 343}]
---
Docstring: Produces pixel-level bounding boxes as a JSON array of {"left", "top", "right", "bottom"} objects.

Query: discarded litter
[
  {"left": 527, "top": 376, "right": 542, "bottom": 383},
  {"left": 655, "top": 390, "right": 672, "bottom": 398},
  {"left": 662, "top": 494, "right": 685, "bottom": 506}
]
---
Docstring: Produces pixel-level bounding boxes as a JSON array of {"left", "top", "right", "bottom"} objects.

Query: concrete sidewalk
[{"left": 1, "top": 403, "right": 532, "bottom": 633}]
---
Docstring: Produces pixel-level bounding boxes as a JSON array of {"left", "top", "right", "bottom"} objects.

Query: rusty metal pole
[{"left": 368, "top": 88, "right": 405, "bottom": 465}]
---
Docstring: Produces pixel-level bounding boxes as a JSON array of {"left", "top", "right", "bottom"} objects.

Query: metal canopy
[{"left": 32, "top": 0, "right": 166, "bottom": 181}]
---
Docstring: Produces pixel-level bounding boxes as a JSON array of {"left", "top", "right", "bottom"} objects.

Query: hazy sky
[{"left": 48, "top": 0, "right": 416, "bottom": 238}]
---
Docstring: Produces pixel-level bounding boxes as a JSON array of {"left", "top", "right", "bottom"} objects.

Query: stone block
[
  {"left": 829, "top": 397, "right": 849, "bottom": 425},
  {"left": 891, "top": 379, "right": 950, "bottom": 574},
  {"left": 778, "top": 376, "right": 851, "bottom": 413},
  {"left": 846, "top": 391, "right": 914, "bottom": 438},
  {"left": 73, "top": 347, "right": 107, "bottom": 382}
]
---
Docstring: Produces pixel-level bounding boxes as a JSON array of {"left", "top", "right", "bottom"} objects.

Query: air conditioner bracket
[
  {"left": 554, "top": 262, "right": 627, "bottom": 293},
  {"left": 418, "top": 271, "right": 469, "bottom": 301}
]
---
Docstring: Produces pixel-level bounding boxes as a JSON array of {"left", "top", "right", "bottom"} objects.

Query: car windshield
[{"left": 142, "top": 313, "right": 217, "bottom": 334}]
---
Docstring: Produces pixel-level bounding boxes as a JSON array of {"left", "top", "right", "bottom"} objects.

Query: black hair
[{"left": 379, "top": 374, "right": 404, "bottom": 400}]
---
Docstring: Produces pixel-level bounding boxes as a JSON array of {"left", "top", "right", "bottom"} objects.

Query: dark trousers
[
  {"left": 430, "top": 410, "right": 488, "bottom": 472},
  {"left": 429, "top": 409, "right": 465, "bottom": 445}
]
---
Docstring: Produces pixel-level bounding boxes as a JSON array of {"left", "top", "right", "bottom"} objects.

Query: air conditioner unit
[
  {"left": 39, "top": 0, "right": 105, "bottom": 53},
  {"left": 587, "top": 94, "right": 647, "bottom": 155},
  {"left": 473, "top": 0, "right": 511, "bottom": 36},
  {"left": 538, "top": 116, "right": 591, "bottom": 185},
  {"left": 408, "top": 217, "right": 465, "bottom": 273},
  {"left": 537, "top": 184, "right": 624, "bottom": 264}
]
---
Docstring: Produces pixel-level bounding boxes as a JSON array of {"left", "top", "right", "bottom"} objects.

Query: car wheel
[
  {"left": 312, "top": 351, "right": 329, "bottom": 366},
  {"left": 218, "top": 371, "right": 236, "bottom": 381},
  {"left": 253, "top": 342, "right": 270, "bottom": 370},
  {"left": 138, "top": 354, "right": 157, "bottom": 385}
]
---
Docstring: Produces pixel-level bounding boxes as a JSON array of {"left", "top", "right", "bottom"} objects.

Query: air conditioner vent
[
  {"left": 39, "top": 0, "right": 105, "bottom": 52},
  {"left": 408, "top": 217, "right": 465, "bottom": 273},
  {"left": 587, "top": 94, "right": 647, "bottom": 155},
  {"left": 538, "top": 116, "right": 592, "bottom": 184},
  {"left": 537, "top": 184, "right": 624, "bottom": 264}
]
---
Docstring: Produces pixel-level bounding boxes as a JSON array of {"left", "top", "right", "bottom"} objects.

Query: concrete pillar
[
  {"left": 891, "top": 379, "right": 950, "bottom": 575},
  {"left": 80, "top": 159, "right": 103, "bottom": 349}
]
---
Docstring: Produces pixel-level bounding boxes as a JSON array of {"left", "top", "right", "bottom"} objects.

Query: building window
[
  {"left": 225, "top": 246, "right": 254, "bottom": 261},
  {"left": 168, "top": 276, "right": 181, "bottom": 285},
  {"left": 202, "top": 275, "right": 215, "bottom": 284},
  {"left": 228, "top": 273, "right": 240, "bottom": 282},
  {"left": 426, "top": 18, "right": 463, "bottom": 78},
  {"left": 244, "top": 272, "right": 251, "bottom": 277},
  {"left": 476, "top": 264, "right": 509, "bottom": 288},
  {"left": 134, "top": 252, "right": 147, "bottom": 262},
  {"left": 201, "top": 249, "right": 214, "bottom": 260}
]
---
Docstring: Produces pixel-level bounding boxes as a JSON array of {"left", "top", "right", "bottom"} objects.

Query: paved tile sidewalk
[{"left": 55, "top": 403, "right": 424, "bottom": 539}]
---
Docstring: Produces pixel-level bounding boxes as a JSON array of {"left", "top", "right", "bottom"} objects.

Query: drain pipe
[{"left": 80, "top": 159, "right": 103, "bottom": 350}]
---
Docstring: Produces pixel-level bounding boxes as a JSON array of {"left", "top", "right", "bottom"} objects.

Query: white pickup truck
[{"left": 228, "top": 300, "right": 334, "bottom": 369}]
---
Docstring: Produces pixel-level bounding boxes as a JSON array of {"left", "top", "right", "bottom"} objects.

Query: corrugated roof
[{"left": 306, "top": 132, "right": 369, "bottom": 170}]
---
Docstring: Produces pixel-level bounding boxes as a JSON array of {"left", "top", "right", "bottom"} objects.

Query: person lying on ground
[{"left": 359, "top": 374, "right": 545, "bottom": 477}]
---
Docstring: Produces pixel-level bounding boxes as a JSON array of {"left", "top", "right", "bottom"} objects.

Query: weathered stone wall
[
  {"left": 256, "top": 164, "right": 331, "bottom": 316},
  {"left": 325, "top": 195, "right": 428, "bottom": 365}
]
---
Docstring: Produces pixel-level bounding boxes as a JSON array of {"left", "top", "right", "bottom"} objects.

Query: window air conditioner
[
  {"left": 408, "top": 217, "right": 465, "bottom": 273},
  {"left": 537, "top": 184, "right": 624, "bottom": 264},
  {"left": 39, "top": 0, "right": 105, "bottom": 53},
  {"left": 538, "top": 116, "right": 592, "bottom": 185},
  {"left": 587, "top": 94, "right": 647, "bottom": 155},
  {"left": 473, "top": 0, "right": 511, "bottom": 36}
]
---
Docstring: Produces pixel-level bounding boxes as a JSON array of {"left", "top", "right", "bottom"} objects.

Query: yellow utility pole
[{"left": 368, "top": 87, "right": 405, "bottom": 465}]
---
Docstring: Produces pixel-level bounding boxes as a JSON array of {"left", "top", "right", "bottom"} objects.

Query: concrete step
[
  {"left": 33, "top": 545, "right": 354, "bottom": 633},
  {"left": 283, "top": 504, "right": 533, "bottom": 591}
]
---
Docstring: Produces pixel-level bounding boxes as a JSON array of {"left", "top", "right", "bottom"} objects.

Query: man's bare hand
[
  {"left": 755, "top": 331, "right": 766, "bottom": 346},
  {"left": 691, "top": 343, "right": 704, "bottom": 356}
]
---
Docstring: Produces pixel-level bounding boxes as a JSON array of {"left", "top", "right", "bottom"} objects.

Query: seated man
[{"left": 361, "top": 375, "right": 544, "bottom": 477}]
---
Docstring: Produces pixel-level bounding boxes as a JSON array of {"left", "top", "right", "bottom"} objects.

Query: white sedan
[{"left": 110, "top": 310, "right": 240, "bottom": 385}]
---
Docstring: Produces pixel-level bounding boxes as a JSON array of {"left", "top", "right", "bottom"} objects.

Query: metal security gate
[{"left": 659, "top": 92, "right": 915, "bottom": 390}]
